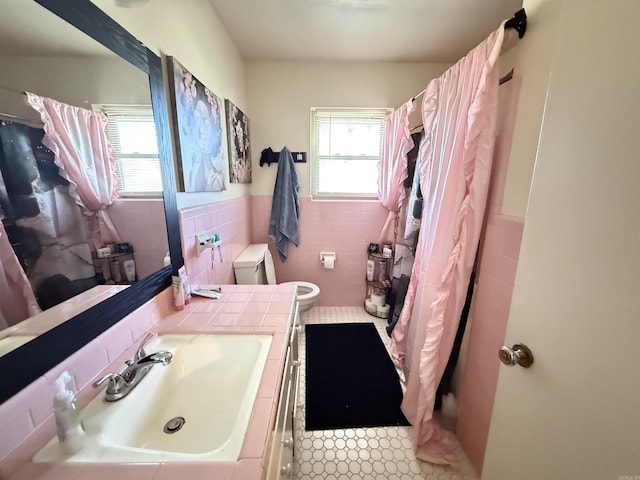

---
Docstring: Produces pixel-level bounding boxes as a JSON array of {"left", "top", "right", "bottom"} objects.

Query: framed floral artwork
[
  {"left": 166, "top": 56, "right": 227, "bottom": 192},
  {"left": 224, "top": 99, "right": 252, "bottom": 184}
]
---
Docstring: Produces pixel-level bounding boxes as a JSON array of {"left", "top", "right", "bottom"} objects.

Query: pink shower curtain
[
  {"left": 0, "top": 221, "right": 41, "bottom": 328},
  {"left": 25, "top": 93, "right": 120, "bottom": 246},
  {"left": 377, "top": 100, "right": 415, "bottom": 244},
  {"left": 390, "top": 23, "right": 506, "bottom": 464}
]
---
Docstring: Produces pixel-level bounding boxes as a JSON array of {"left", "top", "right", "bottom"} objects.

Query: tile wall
[
  {"left": 251, "top": 196, "right": 388, "bottom": 306},
  {"left": 455, "top": 215, "right": 524, "bottom": 472},
  {"left": 178, "top": 196, "right": 253, "bottom": 287}
]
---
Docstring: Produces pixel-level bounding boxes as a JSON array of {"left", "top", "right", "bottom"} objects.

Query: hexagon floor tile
[{"left": 294, "top": 306, "right": 478, "bottom": 480}]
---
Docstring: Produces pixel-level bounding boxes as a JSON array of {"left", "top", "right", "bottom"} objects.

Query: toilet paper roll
[
  {"left": 377, "top": 303, "right": 390, "bottom": 318},
  {"left": 323, "top": 255, "right": 335, "bottom": 269},
  {"left": 365, "top": 298, "right": 377, "bottom": 313},
  {"left": 371, "top": 293, "right": 385, "bottom": 306}
]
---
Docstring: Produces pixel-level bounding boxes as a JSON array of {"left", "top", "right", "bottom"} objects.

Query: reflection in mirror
[{"left": 0, "top": 0, "right": 169, "bottom": 355}]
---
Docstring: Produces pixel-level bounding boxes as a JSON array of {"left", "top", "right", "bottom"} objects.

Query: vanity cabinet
[{"left": 266, "top": 303, "right": 300, "bottom": 479}]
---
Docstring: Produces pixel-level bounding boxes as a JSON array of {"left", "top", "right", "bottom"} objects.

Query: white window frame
[
  {"left": 97, "top": 104, "right": 163, "bottom": 197},
  {"left": 310, "top": 107, "right": 391, "bottom": 200}
]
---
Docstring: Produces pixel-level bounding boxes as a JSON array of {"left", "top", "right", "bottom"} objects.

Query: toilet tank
[{"left": 233, "top": 244, "right": 269, "bottom": 285}]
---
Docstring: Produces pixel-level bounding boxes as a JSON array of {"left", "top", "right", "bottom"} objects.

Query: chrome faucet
[{"left": 93, "top": 333, "right": 173, "bottom": 402}]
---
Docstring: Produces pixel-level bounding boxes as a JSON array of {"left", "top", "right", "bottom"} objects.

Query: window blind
[
  {"left": 311, "top": 107, "right": 390, "bottom": 198},
  {"left": 99, "top": 105, "right": 163, "bottom": 195}
]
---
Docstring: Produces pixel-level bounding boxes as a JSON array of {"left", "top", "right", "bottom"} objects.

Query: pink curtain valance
[
  {"left": 25, "top": 93, "right": 120, "bottom": 245},
  {"left": 377, "top": 100, "right": 415, "bottom": 244}
]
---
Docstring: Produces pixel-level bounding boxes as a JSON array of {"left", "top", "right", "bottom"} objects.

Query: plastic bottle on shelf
[{"left": 378, "top": 259, "right": 387, "bottom": 283}]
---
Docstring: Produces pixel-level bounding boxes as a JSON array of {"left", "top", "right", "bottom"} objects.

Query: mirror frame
[{"left": 0, "top": 0, "right": 184, "bottom": 403}]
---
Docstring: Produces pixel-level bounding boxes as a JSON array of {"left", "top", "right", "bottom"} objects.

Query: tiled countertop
[{"left": 7, "top": 284, "right": 297, "bottom": 480}]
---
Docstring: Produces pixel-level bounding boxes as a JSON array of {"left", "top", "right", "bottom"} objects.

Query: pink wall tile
[
  {"left": 256, "top": 359, "right": 281, "bottom": 399},
  {"left": 456, "top": 215, "right": 524, "bottom": 472},
  {"left": 81, "top": 464, "right": 160, "bottom": 480},
  {"left": 0, "top": 377, "right": 50, "bottom": 448},
  {"left": 179, "top": 197, "right": 253, "bottom": 288},
  {"left": 44, "top": 338, "right": 108, "bottom": 394},
  {"left": 233, "top": 459, "right": 263, "bottom": 480},
  {"left": 7, "top": 462, "right": 83, "bottom": 480},
  {"left": 239, "top": 397, "right": 273, "bottom": 459},
  {"left": 100, "top": 321, "right": 134, "bottom": 364},
  {"left": 154, "top": 463, "right": 234, "bottom": 480},
  {"left": 0, "top": 414, "right": 33, "bottom": 465},
  {"left": 252, "top": 196, "right": 388, "bottom": 306}
]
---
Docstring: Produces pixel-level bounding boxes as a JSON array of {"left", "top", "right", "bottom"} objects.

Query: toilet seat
[
  {"left": 282, "top": 281, "right": 320, "bottom": 301},
  {"left": 263, "top": 247, "right": 277, "bottom": 285}
]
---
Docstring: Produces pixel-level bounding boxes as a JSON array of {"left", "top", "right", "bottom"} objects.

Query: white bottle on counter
[{"left": 52, "top": 371, "right": 85, "bottom": 454}]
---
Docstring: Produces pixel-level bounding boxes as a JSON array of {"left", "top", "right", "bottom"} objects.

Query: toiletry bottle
[
  {"left": 178, "top": 266, "right": 192, "bottom": 304},
  {"left": 110, "top": 259, "right": 122, "bottom": 283},
  {"left": 53, "top": 371, "right": 85, "bottom": 454},
  {"left": 173, "top": 275, "right": 185, "bottom": 311},
  {"left": 123, "top": 258, "right": 136, "bottom": 282}
]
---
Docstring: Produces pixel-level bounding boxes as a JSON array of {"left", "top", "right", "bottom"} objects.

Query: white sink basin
[
  {"left": 34, "top": 334, "right": 272, "bottom": 463},
  {"left": 0, "top": 335, "right": 36, "bottom": 357}
]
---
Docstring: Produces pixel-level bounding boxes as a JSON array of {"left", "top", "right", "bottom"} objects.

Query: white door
[{"left": 482, "top": 1, "right": 640, "bottom": 479}]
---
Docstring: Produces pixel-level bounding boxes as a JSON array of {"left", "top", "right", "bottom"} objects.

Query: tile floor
[{"left": 294, "top": 306, "right": 478, "bottom": 480}]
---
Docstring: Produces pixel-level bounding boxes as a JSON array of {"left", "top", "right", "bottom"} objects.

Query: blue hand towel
[{"left": 268, "top": 147, "right": 300, "bottom": 261}]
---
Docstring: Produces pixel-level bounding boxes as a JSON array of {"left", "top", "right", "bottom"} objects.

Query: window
[
  {"left": 310, "top": 107, "right": 390, "bottom": 199},
  {"left": 100, "top": 105, "right": 163, "bottom": 195}
]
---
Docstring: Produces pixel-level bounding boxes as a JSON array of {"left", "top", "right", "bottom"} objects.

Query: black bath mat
[{"left": 305, "top": 322, "right": 410, "bottom": 430}]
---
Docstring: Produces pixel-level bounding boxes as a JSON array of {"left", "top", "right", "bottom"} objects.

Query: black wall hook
[
  {"left": 260, "top": 147, "right": 307, "bottom": 167},
  {"left": 505, "top": 8, "right": 527, "bottom": 38}
]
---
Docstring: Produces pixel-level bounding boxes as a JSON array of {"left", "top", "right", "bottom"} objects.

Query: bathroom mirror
[
  {"left": 0, "top": 0, "right": 183, "bottom": 403},
  {"left": 0, "top": 0, "right": 168, "bottom": 336}
]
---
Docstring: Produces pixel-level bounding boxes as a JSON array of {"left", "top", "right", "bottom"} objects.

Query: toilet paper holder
[{"left": 320, "top": 252, "right": 336, "bottom": 264}]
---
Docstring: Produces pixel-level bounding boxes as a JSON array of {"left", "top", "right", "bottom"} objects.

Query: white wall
[
  {"left": 0, "top": 56, "right": 150, "bottom": 123},
  {"left": 91, "top": 0, "right": 249, "bottom": 208},
  {"left": 246, "top": 61, "right": 450, "bottom": 196},
  {"left": 497, "top": 0, "right": 561, "bottom": 217}
]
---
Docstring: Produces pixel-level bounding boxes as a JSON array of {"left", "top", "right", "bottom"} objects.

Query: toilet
[{"left": 233, "top": 244, "right": 320, "bottom": 312}]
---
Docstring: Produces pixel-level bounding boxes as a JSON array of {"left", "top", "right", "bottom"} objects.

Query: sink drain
[{"left": 163, "top": 416, "right": 186, "bottom": 434}]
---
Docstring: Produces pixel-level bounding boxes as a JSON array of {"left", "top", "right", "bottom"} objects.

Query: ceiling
[{"left": 208, "top": 0, "right": 523, "bottom": 63}]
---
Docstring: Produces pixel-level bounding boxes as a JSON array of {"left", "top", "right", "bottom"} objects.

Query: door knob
[
  {"left": 499, "top": 343, "right": 534, "bottom": 368},
  {"left": 282, "top": 436, "right": 294, "bottom": 449}
]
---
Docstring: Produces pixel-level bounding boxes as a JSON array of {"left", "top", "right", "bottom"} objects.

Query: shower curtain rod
[
  {"left": 410, "top": 8, "right": 527, "bottom": 103},
  {"left": 0, "top": 86, "right": 45, "bottom": 127},
  {"left": 0, "top": 85, "right": 27, "bottom": 96},
  {"left": 0, "top": 86, "right": 43, "bottom": 127},
  {"left": 0, "top": 112, "right": 43, "bottom": 128},
  {"left": 408, "top": 68, "right": 514, "bottom": 132}
]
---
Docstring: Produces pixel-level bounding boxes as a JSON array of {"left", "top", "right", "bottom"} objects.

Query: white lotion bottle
[
  {"left": 123, "top": 258, "right": 136, "bottom": 282},
  {"left": 53, "top": 371, "right": 85, "bottom": 454},
  {"left": 366, "top": 260, "right": 375, "bottom": 282}
]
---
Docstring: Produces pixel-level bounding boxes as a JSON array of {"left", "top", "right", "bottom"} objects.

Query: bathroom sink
[
  {"left": 0, "top": 335, "right": 36, "bottom": 357},
  {"left": 34, "top": 334, "right": 272, "bottom": 463}
]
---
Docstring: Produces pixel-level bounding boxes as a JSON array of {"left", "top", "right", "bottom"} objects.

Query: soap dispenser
[{"left": 53, "top": 371, "right": 85, "bottom": 454}]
